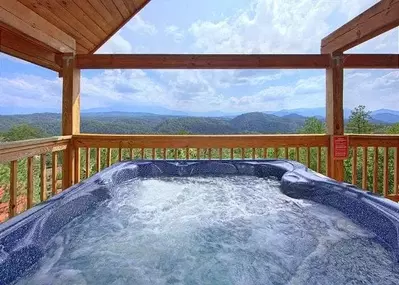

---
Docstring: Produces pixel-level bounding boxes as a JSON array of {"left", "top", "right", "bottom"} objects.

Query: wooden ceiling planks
[
  {"left": 86, "top": 0, "right": 114, "bottom": 23},
  {"left": 0, "top": 0, "right": 75, "bottom": 52},
  {"left": 112, "top": 0, "right": 130, "bottom": 19},
  {"left": 100, "top": 0, "right": 123, "bottom": 22},
  {"left": 13, "top": 0, "right": 151, "bottom": 54},
  {"left": 72, "top": 0, "right": 113, "bottom": 33},
  {"left": 54, "top": 0, "right": 108, "bottom": 38},
  {"left": 18, "top": 0, "right": 92, "bottom": 53},
  {"left": 90, "top": 0, "right": 150, "bottom": 53}
]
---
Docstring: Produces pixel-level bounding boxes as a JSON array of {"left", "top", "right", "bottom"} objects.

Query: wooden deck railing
[
  {"left": 0, "top": 136, "right": 71, "bottom": 222},
  {"left": 2, "top": 134, "right": 399, "bottom": 223},
  {"left": 345, "top": 135, "right": 399, "bottom": 202},
  {"left": 72, "top": 134, "right": 331, "bottom": 183}
]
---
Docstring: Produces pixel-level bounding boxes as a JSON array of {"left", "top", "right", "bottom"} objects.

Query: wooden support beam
[
  {"left": 62, "top": 55, "right": 80, "bottom": 189},
  {"left": 321, "top": 0, "right": 399, "bottom": 54},
  {"left": 342, "top": 54, "right": 399, "bottom": 69},
  {"left": 0, "top": 0, "right": 75, "bottom": 52},
  {"left": 0, "top": 28, "right": 61, "bottom": 71},
  {"left": 76, "top": 54, "right": 331, "bottom": 69},
  {"left": 75, "top": 54, "right": 399, "bottom": 69},
  {"left": 326, "top": 54, "right": 344, "bottom": 181}
]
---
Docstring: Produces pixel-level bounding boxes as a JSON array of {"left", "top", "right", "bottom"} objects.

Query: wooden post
[
  {"left": 62, "top": 54, "right": 80, "bottom": 189},
  {"left": 326, "top": 54, "right": 344, "bottom": 181}
]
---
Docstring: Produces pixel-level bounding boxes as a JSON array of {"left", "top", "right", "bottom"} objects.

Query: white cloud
[
  {"left": 96, "top": 32, "right": 132, "bottom": 54},
  {"left": 165, "top": 25, "right": 184, "bottom": 43},
  {"left": 189, "top": 0, "right": 341, "bottom": 54},
  {"left": 0, "top": 75, "right": 61, "bottom": 110},
  {"left": 126, "top": 15, "right": 157, "bottom": 35}
]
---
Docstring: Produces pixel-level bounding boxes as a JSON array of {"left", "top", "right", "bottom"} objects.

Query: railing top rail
[
  {"left": 0, "top": 136, "right": 71, "bottom": 163},
  {"left": 73, "top": 134, "right": 330, "bottom": 148},
  {"left": 0, "top": 136, "right": 72, "bottom": 151}
]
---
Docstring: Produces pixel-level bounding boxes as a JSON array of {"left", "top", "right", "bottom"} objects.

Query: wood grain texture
[
  {"left": 9, "top": 160, "right": 18, "bottom": 218},
  {"left": 383, "top": 147, "right": 389, "bottom": 196},
  {"left": 73, "top": 134, "right": 330, "bottom": 149},
  {"left": 362, "top": 147, "right": 368, "bottom": 190},
  {"left": 96, "top": 148, "right": 101, "bottom": 172},
  {"left": 352, "top": 147, "right": 358, "bottom": 186},
  {"left": 0, "top": 0, "right": 75, "bottom": 52},
  {"left": 40, "top": 153, "right": 47, "bottom": 201},
  {"left": 52, "top": 152, "right": 58, "bottom": 195},
  {"left": 27, "top": 157, "right": 33, "bottom": 209},
  {"left": 62, "top": 56, "right": 80, "bottom": 136},
  {"left": 86, "top": 148, "right": 91, "bottom": 178},
  {"left": 326, "top": 55, "right": 344, "bottom": 181},
  {"left": 0, "top": 28, "right": 61, "bottom": 71},
  {"left": 76, "top": 54, "right": 331, "bottom": 69},
  {"left": 321, "top": 0, "right": 399, "bottom": 53},
  {"left": 18, "top": 0, "right": 91, "bottom": 52},
  {"left": 373, "top": 147, "right": 379, "bottom": 194},
  {"left": 0, "top": 136, "right": 70, "bottom": 163}
]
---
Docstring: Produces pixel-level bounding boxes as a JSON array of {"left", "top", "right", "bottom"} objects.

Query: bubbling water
[{"left": 15, "top": 176, "right": 399, "bottom": 285}]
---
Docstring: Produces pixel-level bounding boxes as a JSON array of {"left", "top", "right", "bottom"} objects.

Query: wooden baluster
[
  {"left": 52, "top": 152, "right": 58, "bottom": 195},
  {"left": 352, "top": 147, "right": 357, "bottom": 186},
  {"left": 306, "top": 147, "right": 310, "bottom": 168},
  {"left": 118, "top": 148, "right": 122, "bottom": 162},
  {"left": 86, "top": 148, "right": 91, "bottom": 178},
  {"left": 317, "top": 146, "right": 321, "bottom": 173},
  {"left": 252, "top": 148, "right": 256, "bottom": 159},
  {"left": 373, "top": 147, "right": 378, "bottom": 193},
  {"left": 96, "top": 148, "right": 101, "bottom": 172},
  {"left": 141, "top": 148, "right": 144, "bottom": 159},
  {"left": 75, "top": 148, "right": 81, "bottom": 183},
  {"left": 274, "top": 147, "right": 278, "bottom": 159},
  {"left": 383, "top": 147, "right": 389, "bottom": 197},
  {"left": 41, "top": 153, "right": 47, "bottom": 201},
  {"left": 284, "top": 147, "right": 288, "bottom": 159},
  {"left": 208, "top": 148, "right": 212, "bottom": 160},
  {"left": 175, "top": 149, "right": 178, "bottom": 160},
  {"left": 295, "top": 147, "right": 299, "bottom": 162},
  {"left": 196, "top": 148, "right": 200, "bottom": 160},
  {"left": 219, "top": 148, "right": 223, "bottom": 159},
  {"left": 163, "top": 148, "right": 167, "bottom": 160},
  {"left": 362, "top": 147, "right": 368, "bottom": 190},
  {"left": 152, "top": 148, "right": 156, "bottom": 160},
  {"left": 264, "top": 148, "right": 268, "bottom": 159},
  {"left": 130, "top": 148, "right": 134, "bottom": 159},
  {"left": 241, "top": 148, "right": 245, "bottom": 159},
  {"left": 230, "top": 148, "right": 234, "bottom": 160},
  {"left": 395, "top": 147, "right": 399, "bottom": 195},
  {"left": 326, "top": 146, "right": 330, "bottom": 177},
  {"left": 27, "top": 157, "right": 33, "bottom": 209},
  {"left": 9, "top": 160, "right": 17, "bottom": 218},
  {"left": 107, "top": 148, "right": 111, "bottom": 166}
]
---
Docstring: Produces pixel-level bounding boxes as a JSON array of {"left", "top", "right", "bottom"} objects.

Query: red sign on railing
[{"left": 333, "top": 135, "right": 349, "bottom": 160}]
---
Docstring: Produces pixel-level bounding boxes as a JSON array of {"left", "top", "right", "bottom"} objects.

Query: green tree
[
  {"left": 3, "top": 124, "right": 47, "bottom": 141},
  {"left": 386, "top": 123, "right": 399, "bottom": 134},
  {"left": 299, "top": 117, "right": 325, "bottom": 134},
  {"left": 346, "top": 105, "right": 373, "bottom": 134}
]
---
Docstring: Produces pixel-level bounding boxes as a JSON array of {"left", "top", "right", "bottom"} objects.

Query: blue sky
[{"left": 0, "top": 0, "right": 398, "bottom": 115}]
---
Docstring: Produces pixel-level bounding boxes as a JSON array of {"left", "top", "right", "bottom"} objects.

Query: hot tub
[{"left": 1, "top": 160, "right": 399, "bottom": 284}]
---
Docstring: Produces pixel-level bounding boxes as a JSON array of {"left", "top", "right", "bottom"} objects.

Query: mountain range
[
  {"left": 82, "top": 107, "right": 399, "bottom": 124},
  {"left": 0, "top": 107, "right": 398, "bottom": 136}
]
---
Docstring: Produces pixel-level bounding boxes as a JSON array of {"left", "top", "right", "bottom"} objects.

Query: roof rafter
[{"left": 321, "top": 0, "right": 399, "bottom": 54}]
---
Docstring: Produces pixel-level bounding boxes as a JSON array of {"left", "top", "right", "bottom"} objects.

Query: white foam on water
[{"left": 15, "top": 176, "right": 399, "bottom": 285}]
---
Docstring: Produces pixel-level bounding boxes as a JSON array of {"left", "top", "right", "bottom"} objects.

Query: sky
[{"left": 0, "top": 0, "right": 398, "bottom": 115}]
